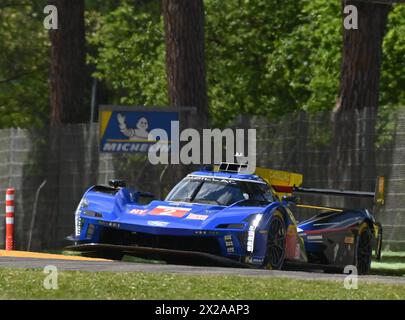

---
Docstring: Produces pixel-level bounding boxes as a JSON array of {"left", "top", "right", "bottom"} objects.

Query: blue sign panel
[{"left": 99, "top": 106, "right": 179, "bottom": 153}]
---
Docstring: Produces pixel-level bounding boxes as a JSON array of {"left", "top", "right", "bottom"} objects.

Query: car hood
[{"left": 84, "top": 188, "right": 268, "bottom": 230}]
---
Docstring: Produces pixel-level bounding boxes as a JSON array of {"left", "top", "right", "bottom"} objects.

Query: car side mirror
[{"left": 108, "top": 179, "right": 126, "bottom": 188}]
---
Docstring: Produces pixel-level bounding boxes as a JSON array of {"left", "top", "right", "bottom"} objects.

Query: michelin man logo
[{"left": 117, "top": 113, "right": 149, "bottom": 140}]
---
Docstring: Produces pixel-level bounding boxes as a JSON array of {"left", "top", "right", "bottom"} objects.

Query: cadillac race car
[{"left": 66, "top": 163, "right": 384, "bottom": 274}]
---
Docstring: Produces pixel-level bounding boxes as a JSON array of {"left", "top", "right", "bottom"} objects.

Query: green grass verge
[
  {"left": 370, "top": 251, "right": 405, "bottom": 277},
  {"left": 381, "top": 251, "right": 405, "bottom": 258},
  {"left": 0, "top": 268, "right": 405, "bottom": 300},
  {"left": 63, "top": 250, "right": 405, "bottom": 276}
]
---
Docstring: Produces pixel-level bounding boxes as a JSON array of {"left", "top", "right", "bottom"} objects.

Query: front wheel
[{"left": 264, "top": 213, "right": 286, "bottom": 270}]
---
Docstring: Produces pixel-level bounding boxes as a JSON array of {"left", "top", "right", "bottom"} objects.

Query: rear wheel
[
  {"left": 264, "top": 213, "right": 286, "bottom": 270},
  {"left": 354, "top": 223, "right": 373, "bottom": 275}
]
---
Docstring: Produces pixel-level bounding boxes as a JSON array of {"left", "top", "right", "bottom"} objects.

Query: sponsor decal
[
  {"left": 194, "top": 231, "right": 219, "bottom": 235},
  {"left": 344, "top": 236, "right": 355, "bottom": 244},
  {"left": 224, "top": 235, "right": 235, "bottom": 253},
  {"left": 98, "top": 221, "right": 120, "bottom": 228},
  {"left": 307, "top": 235, "right": 323, "bottom": 241},
  {"left": 189, "top": 175, "right": 238, "bottom": 185},
  {"left": 149, "top": 205, "right": 191, "bottom": 218},
  {"left": 186, "top": 213, "right": 209, "bottom": 221},
  {"left": 252, "top": 257, "right": 264, "bottom": 264},
  {"left": 100, "top": 107, "right": 257, "bottom": 172},
  {"left": 129, "top": 208, "right": 148, "bottom": 215},
  {"left": 99, "top": 106, "right": 179, "bottom": 154},
  {"left": 147, "top": 221, "right": 169, "bottom": 227},
  {"left": 244, "top": 256, "right": 263, "bottom": 265}
]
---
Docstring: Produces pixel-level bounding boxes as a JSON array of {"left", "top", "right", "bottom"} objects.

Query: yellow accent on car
[
  {"left": 375, "top": 176, "right": 385, "bottom": 205},
  {"left": 296, "top": 204, "right": 343, "bottom": 212},
  {"left": 287, "top": 224, "right": 297, "bottom": 236},
  {"left": 213, "top": 165, "right": 303, "bottom": 198},
  {"left": 255, "top": 167, "right": 302, "bottom": 189}
]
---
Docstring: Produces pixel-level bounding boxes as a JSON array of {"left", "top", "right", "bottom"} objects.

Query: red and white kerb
[{"left": 5, "top": 188, "right": 15, "bottom": 251}]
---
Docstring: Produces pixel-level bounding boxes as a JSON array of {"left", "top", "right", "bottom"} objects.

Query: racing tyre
[
  {"left": 264, "top": 213, "right": 286, "bottom": 270},
  {"left": 354, "top": 223, "right": 373, "bottom": 275}
]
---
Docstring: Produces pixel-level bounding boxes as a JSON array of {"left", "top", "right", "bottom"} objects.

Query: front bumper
[
  {"left": 65, "top": 243, "right": 251, "bottom": 268},
  {"left": 71, "top": 216, "right": 269, "bottom": 267},
  {"left": 75, "top": 217, "right": 249, "bottom": 259}
]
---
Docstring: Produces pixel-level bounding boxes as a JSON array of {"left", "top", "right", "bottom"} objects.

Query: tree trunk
[
  {"left": 336, "top": 1, "right": 391, "bottom": 113},
  {"left": 49, "top": 0, "right": 87, "bottom": 124},
  {"left": 330, "top": 1, "right": 391, "bottom": 207},
  {"left": 162, "top": 0, "right": 208, "bottom": 129}
]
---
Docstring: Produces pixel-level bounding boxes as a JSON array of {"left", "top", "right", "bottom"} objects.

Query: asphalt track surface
[{"left": 1, "top": 255, "right": 405, "bottom": 285}]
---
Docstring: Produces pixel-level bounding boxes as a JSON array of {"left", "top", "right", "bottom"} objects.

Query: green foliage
[
  {"left": 381, "top": 4, "right": 405, "bottom": 107},
  {"left": 265, "top": 0, "right": 342, "bottom": 114},
  {"left": 205, "top": 0, "right": 304, "bottom": 124},
  {"left": 88, "top": 0, "right": 167, "bottom": 107},
  {"left": 0, "top": 2, "right": 49, "bottom": 128},
  {"left": 89, "top": 0, "right": 338, "bottom": 125},
  {"left": 90, "top": 0, "right": 405, "bottom": 127},
  {"left": 90, "top": 0, "right": 306, "bottom": 125},
  {"left": 2, "top": 0, "right": 405, "bottom": 129},
  {"left": 376, "top": 5, "right": 405, "bottom": 148}
]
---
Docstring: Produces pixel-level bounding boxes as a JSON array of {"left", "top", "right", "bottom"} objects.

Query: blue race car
[{"left": 66, "top": 163, "right": 383, "bottom": 274}]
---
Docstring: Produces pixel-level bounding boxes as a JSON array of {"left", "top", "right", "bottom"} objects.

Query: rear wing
[
  {"left": 215, "top": 163, "right": 385, "bottom": 207},
  {"left": 293, "top": 176, "right": 385, "bottom": 207},
  {"left": 254, "top": 167, "right": 385, "bottom": 207},
  {"left": 214, "top": 164, "right": 303, "bottom": 198}
]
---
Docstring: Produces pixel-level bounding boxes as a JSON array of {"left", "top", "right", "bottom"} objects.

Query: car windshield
[{"left": 165, "top": 176, "right": 274, "bottom": 206}]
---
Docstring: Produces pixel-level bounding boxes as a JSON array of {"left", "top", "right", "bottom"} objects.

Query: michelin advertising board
[{"left": 99, "top": 106, "right": 179, "bottom": 153}]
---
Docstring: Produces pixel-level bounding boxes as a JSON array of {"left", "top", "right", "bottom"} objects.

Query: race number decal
[{"left": 149, "top": 206, "right": 191, "bottom": 218}]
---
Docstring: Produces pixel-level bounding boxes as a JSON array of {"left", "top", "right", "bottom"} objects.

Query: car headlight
[
  {"left": 251, "top": 214, "right": 263, "bottom": 228},
  {"left": 246, "top": 214, "right": 263, "bottom": 253},
  {"left": 74, "top": 198, "right": 88, "bottom": 237},
  {"left": 244, "top": 213, "right": 263, "bottom": 227}
]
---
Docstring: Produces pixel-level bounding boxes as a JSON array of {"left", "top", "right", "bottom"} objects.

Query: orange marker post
[{"left": 5, "top": 188, "right": 15, "bottom": 251}]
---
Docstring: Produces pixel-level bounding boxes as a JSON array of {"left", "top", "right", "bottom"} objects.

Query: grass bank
[{"left": 0, "top": 268, "right": 404, "bottom": 300}]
